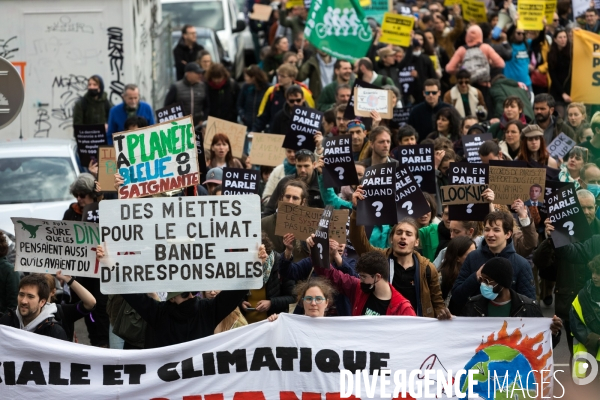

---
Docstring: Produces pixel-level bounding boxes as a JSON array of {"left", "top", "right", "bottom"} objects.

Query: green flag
[{"left": 304, "top": 0, "right": 373, "bottom": 61}]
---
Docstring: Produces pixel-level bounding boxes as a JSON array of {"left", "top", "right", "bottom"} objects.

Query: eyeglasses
[
  {"left": 73, "top": 193, "right": 89, "bottom": 199},
  {"left": 303, "top": 296, "right": 326, "bottom": 304},
  {"left": 424, "top": 91, "right": 438, "bottom": 95},
  {"left": 515, "top": 31, "right": 525, "bottom": 36},
  {"left": 288, "top": 98, "right": 303, "bottom": 104}
]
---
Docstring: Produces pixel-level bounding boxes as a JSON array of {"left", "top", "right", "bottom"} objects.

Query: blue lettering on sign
[{"left": 119, "top": 156, "right": 173, "bottom": 185}]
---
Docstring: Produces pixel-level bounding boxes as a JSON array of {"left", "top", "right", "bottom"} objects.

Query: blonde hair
[{"left": 566, "top": 102, "right": 587, "bottom": 121}]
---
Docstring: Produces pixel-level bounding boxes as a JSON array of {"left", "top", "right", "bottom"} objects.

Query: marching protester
[
  {"left": 566, "top": 102, "right": 590, "bottom": 142},
  {"left": 261, "top": 148, "right": 297, "bottom": 204},
  {"left": 559, "top": 147, "right": 588, "bottom": 188},
  {"left": 533, "top": 93, "right": 575, "bottom": 143},
  {"left": 407, "top": 78, "right": 451, "bottom": 139},
  {"left": 317, "top": 60, "right": 354, "bottom": 111},
  {"left": 442, "top": 70, "right": 487, "bottom": 118},
  {"left": 72, "top": 75, "right": 113, "bottom": 130},
  {"left": 164, "top": 62, "right": 207, "bottom": 127},
  {"left": 268, "top": 277, "right": 337, "bottom": 321},
  {"left": 206, "top": 133, "right": 245, "bottom": 169},
  {"left": 515, "top": 124, "right": 559, "bottom": 169},
  {"left": 205, "top": 63, "right": 239, "bottom": 123},
  {"left": 106, "top": 84, "right": 155, "bottom": 142},
  {"left": 498, "top": 119, "right": 522, "bottom": 161},
  {"left": 238, "top": 65, "right": 270, "bottom": 130},
  {"left": 173, "top": 25, "right": 203, "bottom": 81}
]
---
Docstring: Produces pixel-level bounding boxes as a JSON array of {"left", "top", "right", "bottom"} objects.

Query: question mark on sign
[
  {"left": 316, "top": 243, "right": 323, "bottom": 259},
  {"left": 414, "top": 175, "right": 423, "bottom": 185},
  {"left": 402, "top": 201, "right": 414, "bottom": 215},
  {"left": 297, "top": 135, "right": 306, "bottom": 146},
  {"left": 372, "top": 201, "right": 383, "bottom": 217},
  {"left": 334, "top": 166, "right": 345, "bottom": 180},
  {"left": 466, "top": 204, "right": 474, "bottom": 214},
  {"left": 563, "top": 221, "right": 575, "bottom": 235}
]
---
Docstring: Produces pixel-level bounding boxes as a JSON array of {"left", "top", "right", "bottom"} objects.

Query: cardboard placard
[
  {"left": 461, "top": 133, "right": 493, "bottom": 163},
  {"left": 462, "top": 0, "right": 487, "bottom": 23},
  {"left": 517, "top": 0, "right": 545, "bottom": 30},
  {"left": 113, "top": 116, "right": 200, "bottom": 199},
  {"left": 441, "top": 184, "right": 490, "bottom": 205},
  {"left": 322, "top": 134, "right": 359, "bottom": 188},
  {"left": 547, "top": 132, "right": 576, "bottom": 160},
  {"left": 155, "top": 102, "right": 185, "bottom": 123},
  {"left": 249, "top": 133, "right": 287, "bottom": 167},
  {"left": 311, "top": 206, "right": 333, "bottom": 270},
  {"left": 353, "top": 87, "right": 393, "bottom": 119},
  {"left": 395, "top": 165, "right": 430, "bottom": 220},
  {"left": 447, "top": 162, "right": 490, "bottom": 221},
  {"left": 344, "top": 80, "right": 380, "bottom": 120},
  {"left": 98, "top": 146, "right": 117, "bottom": 192},
  {"left": 357, "top": 163, "right": 397, "bottom": 226},
  {"left": 74, "top": 124, "right": 107, "bottom": 166},
  {"left": 222, "top": 167, "right": 259, "bottom": 195},
  {"left": 274, "top": 203, "right": 348, "bottom": 243},
  {"left": 379, "top": 12, "right": 414, "bottom": 47},
  {"left": 282, "top": 106, "right": 322, "bottom": 151},
  {"left": 205, "top": 116, "right": 246, "bottom": 159},
  {"left": 549, "top": 183, "right": 592, "bottom": 248},
  {"left": 489, "top": 166, "right": 547, "bottom": 205},
  {"left": 393, "top": 144, "right": 436, "bottom": 193},
  {"left": 249, "top": 3, "right": 273, "bottom": 21},
  {"left": 392, "top": 107, "right": 411, "bottom": 125},
  {"left": 98, "top": 195, "right": 263, "bottom": 294},
  {"left": 12, "top": 218, "right": 100, "bottom": 278}
]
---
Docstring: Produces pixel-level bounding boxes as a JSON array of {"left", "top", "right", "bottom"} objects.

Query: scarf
[
  {"left": 16, "top": 303, "right": 57, "bottom": 332},
  {"left": 207, "top": 79, "right": 227, "bottom": 90},
  {"left": 499, "top": 112, "right": 527, "bottom": 131},
  {"left": 283, "top": 158, "right": 296, "bottom": 175},
  {"left": 125, "top": 105, "right": 138, "bottom": 118},
  {"left": 262, "top": 251, "right": 275, "bottom": 285}
]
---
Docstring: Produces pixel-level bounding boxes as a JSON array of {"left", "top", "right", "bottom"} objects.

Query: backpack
[{"left": 461, "top": 44, "right": 490, "bottom": 84}]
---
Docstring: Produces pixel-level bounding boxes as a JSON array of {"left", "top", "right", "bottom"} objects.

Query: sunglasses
[
  {"left": 515, "top": 32, "right": 525, "bottom": 36},
  {"left": 424, "top": 91, "right": 438, "bottom": 95},
  {"left": 458, "top": 80, "right": 469, "bottom": 85},
  {"left": 288, "top": 98, "right": 303, "bottom": 104},
  {"left": 73, "top": 193, "right": 89, "bottom": 199}
]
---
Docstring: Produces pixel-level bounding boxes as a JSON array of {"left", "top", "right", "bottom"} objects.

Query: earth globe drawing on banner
[
  {"left": 459, "top": 321, "right": 553, "bottom": 399},
  {"left": 366, "top": 94, "right": 379, "bottom": 108}
]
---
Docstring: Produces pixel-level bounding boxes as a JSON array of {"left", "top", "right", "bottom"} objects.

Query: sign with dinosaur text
[
  {"left": 11, "top": 218, "right": 101, "bottom": 278},
  {"left": 113, "top": 116, "right": 200, "bottom": 199}
]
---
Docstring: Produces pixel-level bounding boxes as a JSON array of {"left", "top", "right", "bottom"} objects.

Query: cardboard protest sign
[
  {"left": 155, "top": 103, "right": 184, "bottom": 123},
  {"left": 113, "top": 116, "right": 200, "bottom": 199},
  {"left": 393, "top": 107, "right": 411, "bottom": 125},
  {"left": 249, "top": 3, "right": 273, "bottom": 21},
  {"left": 249, "top": 133, "right": 286, "bottom": 166},
  {"left": 489, "top": 166, "right": 547, "bottom": 205},
  {"left": 441, "top": 184, "right": 490, "bottom": 205},
  {"left": 98, "top": 195, "right": 262, "bottom": 293},
  {"left": 548, "top": 183, "right": 592, "bottom": 247},
  {"left": 322, "top": 134, "right": 359, "bottom": 187},
  {"left": 547, "top": 132, "right": 576, "bottom": 160},
  {"left": 282, "top": 106, "right": 322, "bottom": 151},
  {"left": 344, "top": 80, "right": 380, "bottom": 120},
  {"left": 274, "top": 202, "right": 348, "bottom": 243},
  {"left": 98, "top": 146, "right": 117, "bottom": 193},
  {"left": 462, "top": 0, "right": 487, "bottom": 23},
  {"left": 12, "top": 218, "right": 100, "bottom": 278},
  {"left": 517, "top": 0, "right": 545, "bottom": 30},
  {"left": 74, "top": 124, "right": 108, "bottom": 166},
  {"left": 353, "top": 87, "right": 393, "bottom": 119},
  {"left": 222, "top": 167, "right": 259, "bottom": 195},
  {"left": 394, "top": 144, "right": 436, "bottom": 193},
  {"left": 461, "top": 133, "right": 493, "bottom": 163},
  {"left": 447, "top": 162, "right": 490, "bottom": 221},
  {"left": 311, "top": 206, "right": 333, "bottom": 269},
  {"left": 379, "top": 12, "right": 414, "bottom": 47},
  {"left": 357, "top": 163, "right": 397, "bottom": 226},
  {"left": 395, "top": 165, "right": 430, "bottom": 220},
  {"left": 205, "top": 116, "right": 246, "bottom": 158}
]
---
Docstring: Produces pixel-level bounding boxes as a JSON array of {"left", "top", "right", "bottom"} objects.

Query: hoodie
[
  {"left": 72, "top": 74, "right": 113, "bottom": 126},
  {"left": 0, "top": 302, "right": 68, "bottom": 340},
  {"left": 17, "top": 302, "right": 57, "bottom": 331},
  {"left": 445, "top": 25, "right": 505, "bottom": 76}
]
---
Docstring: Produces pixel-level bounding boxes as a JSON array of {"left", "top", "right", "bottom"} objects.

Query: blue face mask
[
  {"left": 587, "top": 184, "right": 600, "bottom": 198},
  {"left": 480, "top": 283, "right": 499, "bottom": 300}
]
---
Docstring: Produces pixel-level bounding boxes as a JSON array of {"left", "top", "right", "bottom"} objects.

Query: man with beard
[
  {"left": 347, "top": 119, "right": 369, "bottom": 161},
  {"left": 535, "top": 189, "right": 600, "bottom": 354},
  {"left": 354, "top": 58, "right": 393, "bottom": 87},
  {"left": 317, "top": 60, "right": 354, "bottom": 111},
  {"left": 362, "top": 126, "right": 399, "bottom": 167},
  {"left": 271, "top": 85, "right": 311, "bottom": 135},
  {"left": 533, "top": 93, "right": 575, "bottom": 143},
  {"left": 263, "top": 149, "right": 324, "bottom": 216},
  {"left": 334, "top": 104, "right": 350, "bottom": 136}
]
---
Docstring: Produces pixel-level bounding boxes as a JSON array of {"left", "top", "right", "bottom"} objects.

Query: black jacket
[
  {"left": 62, "top": 203, "right": 82, "bottom": 221},
  {"left": 242, "top": 252, "right": 295, "bottom": 316},
  {"left": 122, "top": 290, "right": 246, "bottom": 348},
  {"left": 164, "top": 78, "right": 208, "bottom": 126},
  {"left": 463, "top": 289, "right": 560, "bottom": 348},
  {"left": 173, "top": 38, "right": 204, "bottom": 81},
  {"left": 407, "top": 100, "right": 452, "bottom": 141},
  {"left": 271, "top": 102, "right": 324, "bottom": 136},
  {"left": 0, "top": 309, "right": 68, "bottom": 340},
  {"left": 206, "top": 78, "right": 240, "bottom": 123},
  {"left": 263, "top": 171, "right": 324, "bottom": 217}
]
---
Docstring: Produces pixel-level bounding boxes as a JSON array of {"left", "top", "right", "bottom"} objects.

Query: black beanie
[{"left": 481, "top": 258, "right": 513, "bottom": 289}]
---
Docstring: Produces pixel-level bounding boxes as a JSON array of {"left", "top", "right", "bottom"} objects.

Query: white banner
[
  {"left": 0, "top": 315, "right": 555, "bottom": 399},
  {"left": 98, "top": 195, "right": 263, "bottom": 294},
  {"left": 11, "top": 218, "right": 100, "bottom": 278}
]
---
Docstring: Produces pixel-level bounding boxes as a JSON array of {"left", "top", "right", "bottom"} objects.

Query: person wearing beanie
[
  {"left": 73, "top": 75, "right": 113, "bottom": 130},
  {"left": 461, "top": 257, "right": 562, "bottom": 348}
]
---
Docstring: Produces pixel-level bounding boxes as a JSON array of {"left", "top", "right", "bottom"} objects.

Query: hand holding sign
[
  {"left": 357, "top": 164, "right": 397, "bottom": 226},
  {"left": 309, "top": 206, "right": 333, "bottom": 269}
]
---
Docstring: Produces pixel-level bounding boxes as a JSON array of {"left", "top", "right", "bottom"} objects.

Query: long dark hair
[
  {"left": 547, "top": 28, "right": 571, "bottom": 69},
  {"left": 435, "top": 107, "right": 461, "bottom": 140},
  {"left": 209, "top": 133, "right": 234, "bottom": 166},
  {"left": 245, "top": 64, "right": 269, "bottom": 91},
  {"left": 440, "top": 237, "right": 476, "bottom": 298},
  {"left": 517, "top": 134, "right": 550, "bottom": 165}
]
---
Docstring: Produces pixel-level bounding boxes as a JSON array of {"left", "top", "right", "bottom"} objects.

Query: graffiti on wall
[
  {"left": 0, "top": 36, "right": 18, "bottom": 59},
  {"left": 107, "top": 27, "right": 124, "bottom": 105}
]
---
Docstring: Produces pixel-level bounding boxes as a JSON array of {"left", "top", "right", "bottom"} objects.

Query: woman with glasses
[
  {"left": 63, "top": 173, "right": 99, "bottom": 221},
  {"left": 559, "top": 147, "right": 589, "bottom": 189},
  {"left": 548, "top": 28, "right": 572, "bottom": 117},
  {"left": 515, "top": 124, "right": 558, "bottom": 168},
  {"left": 268, "top": 277, "right": 337, "bottom": 321},
  {"left": 426, "top": 107, "right": 463, "bottom": 156},
  {"left": 442, "top": 69, "right": 486, "bottom": 118}
]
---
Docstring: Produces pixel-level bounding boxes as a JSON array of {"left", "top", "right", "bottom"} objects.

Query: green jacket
[
  {"left": 278, "top": 8, "right": 305, "bottom": 41},
  {"left": 489, "top": 76, "right": 534, "bottom": 121},
  {"left": 298, "top": 55, "right": 325, "bottom": 102},
  {"left": 73, "top": 92, "right": 113, "bottom": 126},
  {"left": 317, "top": 78, "right": 355, "bottom": 112},
  {"left": 418, "top": 223, "right": 439, "bottom": 263},
  {"left": 0, "top": 256, "right": 19, "bottom": 314}
]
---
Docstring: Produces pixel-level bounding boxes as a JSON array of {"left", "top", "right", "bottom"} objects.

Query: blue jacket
[
  {"left": 450, "top": 239, "right": 536, "bottom": 315},
  {"left": 106, "top": 102, "right": 156, "bottom": 144},
  {"left": 278, "top": 253, "right": 356, "bottom": 316},
  {"left": 503, "top": 41, "right": 531, "bottom": 87},
  {"left": 237, "top": 83, "right": 268, "bottom": 130}
]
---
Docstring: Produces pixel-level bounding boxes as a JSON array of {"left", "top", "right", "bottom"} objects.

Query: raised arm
[{"left": 56, "top": 271, "right": 96, "bottom": 311}]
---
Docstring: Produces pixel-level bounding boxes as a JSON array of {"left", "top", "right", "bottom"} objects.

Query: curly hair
[{"left": 294, "top": 277, "right": 337, "bottom": 304}]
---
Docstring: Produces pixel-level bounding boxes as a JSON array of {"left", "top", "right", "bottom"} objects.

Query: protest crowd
[{"left": 5, "top": 0, "right": 600, "bottom": 397}]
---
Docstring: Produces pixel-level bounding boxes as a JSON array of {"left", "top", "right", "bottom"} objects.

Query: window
[{"left": 162, "top": 2, "right": 225, "bottom": 32}]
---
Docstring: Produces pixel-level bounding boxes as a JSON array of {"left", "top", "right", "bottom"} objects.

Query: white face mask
[{"left": 413, "top": 50, "right": 422, "bottom": 56}]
